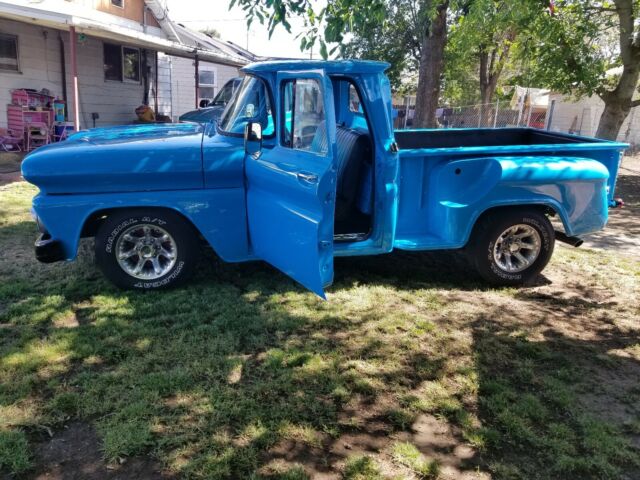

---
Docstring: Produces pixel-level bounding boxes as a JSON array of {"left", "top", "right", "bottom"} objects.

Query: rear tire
[
  {"left": 95, "top": 209, "right": 199, "bottom": 290},
  {"left": 468, "top": 209, "right": 554, "bottom": 286}
]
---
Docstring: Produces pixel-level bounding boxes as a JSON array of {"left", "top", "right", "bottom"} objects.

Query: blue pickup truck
[{"left": 22, "top": 60, "right": 626, "bottom": 297}]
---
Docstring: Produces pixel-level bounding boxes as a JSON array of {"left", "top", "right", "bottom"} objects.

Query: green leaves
[{"left": 231, "top": 0, "right": 387, "bottom": 59}]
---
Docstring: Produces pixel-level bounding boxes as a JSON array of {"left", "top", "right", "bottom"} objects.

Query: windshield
[
  {"left": 212, "top": 79, "right": 236, "bottom": 106},
  {"left": 219, "top": 76, "right": 274, "bottom": 136}
]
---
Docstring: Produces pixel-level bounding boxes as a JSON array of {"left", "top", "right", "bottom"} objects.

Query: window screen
[
  {"left": 0, "top": 34, "right": 19, "bottom": 72},
  {"left": 111, "top": 0, "right": 124, "bottom": 7},
  {"left": 199, "top": 70, "right": 215, "bottom": 86},
  {"left": 122, "top": 47, "right": 140, "bottom": 82},
  {"left": 198, "top": 70, "right": 216, "bottom": 101},
  {"left": 281, "top": 79, "right": 326, "bottom": 154}
]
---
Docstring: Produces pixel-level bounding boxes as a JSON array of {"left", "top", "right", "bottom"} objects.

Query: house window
[
  {"left": 0, "top": 33, "right": 19, "bottom": 72},
  {"left": 103, "top": 43, "right": 140, "bottom": 83},
  {"left": 198, "top": 69, "right": 216, "bottom": 101},
  {"left": 122, "top": 47, "right": 140, "bottom": 82},
  {"left": 111, "top": 0, "right": 124, "bottom": 7}
]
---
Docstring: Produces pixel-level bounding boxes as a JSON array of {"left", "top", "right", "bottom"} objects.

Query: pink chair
[
  {"left": 26, "top": 122, "right": 51, "bottom": 151},
  {"left": 0, "top": 128, "right": 23, "bottom": 152}
]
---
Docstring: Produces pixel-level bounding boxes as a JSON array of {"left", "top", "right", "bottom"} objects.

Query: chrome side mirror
[{"left": 244, "top": 122, "right": 262, "bottom": 157}]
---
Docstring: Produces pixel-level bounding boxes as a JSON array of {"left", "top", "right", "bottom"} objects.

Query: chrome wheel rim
[
  {"left": 115, "top": 224, "right": 177, "bottom": 280},
  {"left": 493, "top": 224, "right": 541, "bottom": 273}
]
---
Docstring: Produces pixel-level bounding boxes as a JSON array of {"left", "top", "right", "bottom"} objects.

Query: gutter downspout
[
  {"left": 194, "top": 52, "right": 199, "bottom": 109},
  {"left": 58, "top": 33, "right": 68, "bottom": 120},
  {"left": 69, "top": 26, "right": 80, "bottom": 130}
]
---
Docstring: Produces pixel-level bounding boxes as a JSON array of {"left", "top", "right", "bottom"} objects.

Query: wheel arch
[
  {"left": 465, "top": 201, "right": 569, "bottom": 247},
  {"left": 81, "top": 206, "right": 202, "bottom": 240}
]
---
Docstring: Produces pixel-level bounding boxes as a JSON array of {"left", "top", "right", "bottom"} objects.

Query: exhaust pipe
[{"left": 555, "top": 230, "right": 583, "bottom": 247}]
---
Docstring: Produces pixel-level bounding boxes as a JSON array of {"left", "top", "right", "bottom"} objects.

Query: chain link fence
[{"left": 393, "top": 89, "right": 640, "bottom": 155}]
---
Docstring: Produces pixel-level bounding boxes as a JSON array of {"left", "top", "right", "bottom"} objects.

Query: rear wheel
[
  {"left": 95, "top": 209, "right": 199, "bottom": 290},
  {"left": 468, "top": 209, "right": 554, "bottom": 286}
]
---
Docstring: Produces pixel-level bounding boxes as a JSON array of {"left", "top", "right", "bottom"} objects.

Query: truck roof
[{"left": 243, "top": 59, "right": 390, "bottom": 75}]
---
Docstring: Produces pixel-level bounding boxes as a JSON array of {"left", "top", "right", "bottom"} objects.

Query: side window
[{"left": 281, "top": 79, "right": 327, "bottom": 154}]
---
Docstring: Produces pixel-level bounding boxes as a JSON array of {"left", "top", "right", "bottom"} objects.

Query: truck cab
[{"left": 22, "top": 60, "right": 627, "bottom": 296}]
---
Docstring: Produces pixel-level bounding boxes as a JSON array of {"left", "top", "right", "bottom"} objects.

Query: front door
[{"left": 245, "top": 70, "right": 337, "bottom": 297}]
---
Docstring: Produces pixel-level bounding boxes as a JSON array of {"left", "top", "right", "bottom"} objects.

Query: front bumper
[{"left": 35, "top": 233, "right": 65, "bottom": 263}]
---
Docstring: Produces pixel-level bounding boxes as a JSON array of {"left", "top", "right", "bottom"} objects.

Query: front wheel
[
  {"left": 95, "top": 209, "right": 200, "bottom": 290},
  {"left": 468, "top": 209, "right": 555, "bottom": 286}
]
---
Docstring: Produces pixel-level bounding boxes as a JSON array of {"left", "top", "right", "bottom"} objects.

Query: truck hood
[{"left": 22, "top": 123, "right": 205, "bottom": 194}]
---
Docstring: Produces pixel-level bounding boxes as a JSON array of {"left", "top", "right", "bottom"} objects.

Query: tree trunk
[
  {"left": 479, "top": 50, "right": 498, "bottom": 127},
  {"left": 479, "top": 33, "right": 514, "bottom": 127},
  {"left": 596, "top": 98, "right": 631, "bottom": 140},
  {"left": 414, "top": 0, "right": 449, "bottom": 128},
  {"left": 595, "top": 0, "right": 640, "bottom": 139}
]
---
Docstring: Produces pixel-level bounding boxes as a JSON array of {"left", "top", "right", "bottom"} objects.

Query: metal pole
[
  {"left": 516, "top": 92, "right": 524, "bottom": 127},
  {"left": 154, "top": 51, "right": 159, "bottom": 114},
  {"left": 403, "top": 96, "right": 408, "bottom": 129},
  {"left": 69, "top": 26, "right": 80, "bottom": 131},
  {"left": 546, "top": 99, "right": 555, "bottom": 131},
  {"left": 493, "top": 98, "right": 499, "bottom": 128}
]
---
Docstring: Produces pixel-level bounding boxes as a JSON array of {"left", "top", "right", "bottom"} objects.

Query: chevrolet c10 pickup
[{"left": 21, "top": 60, "right": 627, "bottom": 297}]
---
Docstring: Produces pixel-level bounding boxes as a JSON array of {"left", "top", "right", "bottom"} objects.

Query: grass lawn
[{"left": 1, "top": 180, "right": 639, "bottom": 479}]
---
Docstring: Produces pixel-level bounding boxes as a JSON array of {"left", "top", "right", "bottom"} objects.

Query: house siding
[
  {"left": 1, "top": 16, "right": 244, "bottom": 128},
  {"left": 0, "top": 19, "right": 62, "bottom": 129},
  {"left": 548, "top": 93, "right": 640, "bottom": 145},
  {"left": 168, "top": 56, "right": 240, "bottom": 121},
  {"left": 0, "top": 18, "right": 155, "bottom": 128},
  {"left": 71, "top": 0, "right": 161, "bottom": 28}
]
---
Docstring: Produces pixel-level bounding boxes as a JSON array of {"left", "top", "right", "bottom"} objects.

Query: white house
[
  {"left": 0, "top": 0, "right": 257, "bottom": 131},
  {"left": 545, "top": 93, "right": 640, "bottom": 145}
]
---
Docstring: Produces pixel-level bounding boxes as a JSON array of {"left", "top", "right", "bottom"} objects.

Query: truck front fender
[{"left": 31, "top": 188, "right": 253, "bottom": 263}]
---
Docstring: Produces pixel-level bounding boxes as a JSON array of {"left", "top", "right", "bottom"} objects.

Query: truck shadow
[{"left": 1, "top": 219, "right": 638, "bottom": 479}]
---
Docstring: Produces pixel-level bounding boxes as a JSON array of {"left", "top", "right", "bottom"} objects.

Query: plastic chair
[
  {"left": 52, "top": 123, "right": 74, "bottom": 142},
  {"left": 26, "top": 122, "right": 51, "bottom": 151},
  {"left": 0, "top": 128, "right": 23, "bottom": 152}
]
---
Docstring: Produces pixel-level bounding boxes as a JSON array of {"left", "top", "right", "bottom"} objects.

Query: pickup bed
[{"left": 22, "top": 60, "right": 626, "bottom": 297}]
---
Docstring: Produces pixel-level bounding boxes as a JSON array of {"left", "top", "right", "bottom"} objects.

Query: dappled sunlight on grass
[{"left": 1, "top": 181, "right": 640, "bottom": 478}]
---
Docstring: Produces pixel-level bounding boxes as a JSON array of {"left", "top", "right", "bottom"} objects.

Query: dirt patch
[
  {"left": 0, "top": 151, "right": 24, "bottom": 187},
  {"left": 581, "top": 155, "right": 640, "bottom": 255},
  {"left": 24, "top": 423, "right": 172, "bottom": 480}
]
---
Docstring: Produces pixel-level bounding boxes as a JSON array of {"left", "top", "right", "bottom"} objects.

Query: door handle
[{"left": 297, "top": 172, "right": 319, "bottom": 185}]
